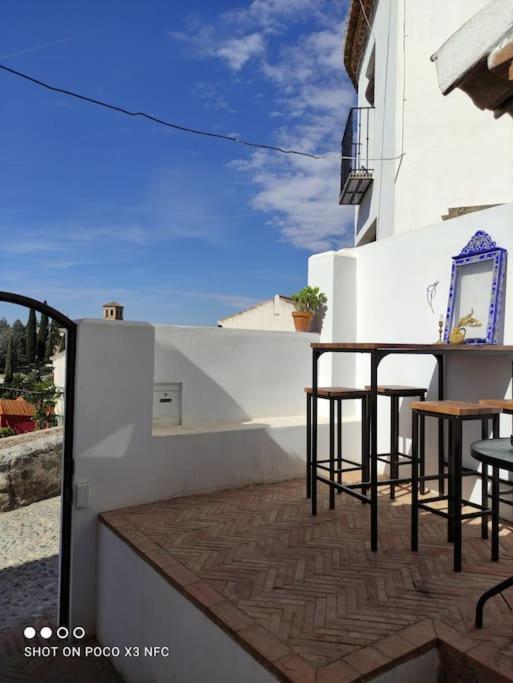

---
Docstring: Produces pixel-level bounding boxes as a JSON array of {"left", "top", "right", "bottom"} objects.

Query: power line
[
  {"left": 0, "top": 63, "right": 322, "bottom": 160},
  {"left": 0, "top": 63, "right": 405, "bottom": 164}
]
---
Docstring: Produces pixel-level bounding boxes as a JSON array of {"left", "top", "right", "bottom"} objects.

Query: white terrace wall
[
  {"left": 70, "top": 324, "right": 353, "bottom": 632},
  {"left": 154, "top": 326, "right": 314, "bottom": 424}
]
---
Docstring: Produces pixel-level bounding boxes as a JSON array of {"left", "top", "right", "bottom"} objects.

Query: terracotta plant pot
[{"left": 292, "top": 311, "right": 313, "bottom": 332}]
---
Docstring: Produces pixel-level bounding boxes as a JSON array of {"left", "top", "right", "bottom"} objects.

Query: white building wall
[
  {"left": 51, "top": 351, "right": 66, "bottom": 422},
  {"left": 219, "top": 296, "right": 296, "bottom": 331},
  {"left": 69, "top": 322, "right": 353, "bottom": 632},
  {"left": 154, "top": 326, "right": 316, "bottom": 424},
  {"left": 355, "top": 0, "right": 513, "bottom": 244}
]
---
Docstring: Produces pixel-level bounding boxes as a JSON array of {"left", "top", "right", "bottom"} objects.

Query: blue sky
[{"left": 0, "top": 0, "right": 355, "bottom": 324}]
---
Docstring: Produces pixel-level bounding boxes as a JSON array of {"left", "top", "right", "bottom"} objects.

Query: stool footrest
[
  {"left": 417, "top": 495, "right": 491, "bottom": 520},
  {"left": 316, "top": 464, "right": 362, "bottom": 474},
  {"left": 376, "top": 452, "right": 412, "bottom": 464},
  {"left": 314, "top": 474, "right": 370, "bottom": 503}
]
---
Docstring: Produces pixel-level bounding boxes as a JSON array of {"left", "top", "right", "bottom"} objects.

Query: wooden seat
[
  {"left": 479, "top": 399, "right": 513, "bottom": 414},
  {"left": 304, "top": 387, "right": 369, "bottom": 399},
  {"left": 365, "top": 384, "right": 427, "bottom": 397},
  {"left": 410, "top": 400, "right": 499, "bottom": 417}
]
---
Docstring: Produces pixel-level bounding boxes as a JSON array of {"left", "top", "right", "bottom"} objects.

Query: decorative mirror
[{"left": 444, "top": 230, "right": 507, "bottom": 345}]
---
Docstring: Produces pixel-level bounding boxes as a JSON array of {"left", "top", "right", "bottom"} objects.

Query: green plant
[
  {"left": 0, "top": 427, "right": 15, "bottom": 439},
  {"left": 290, "top": 286, "right": 327, "bottom": 314},
  {"left": 25, "top": 309, "right": 37, "bottom": 364}
]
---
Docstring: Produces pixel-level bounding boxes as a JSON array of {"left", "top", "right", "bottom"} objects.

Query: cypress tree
[
  {"left": 11, "top": 319, "right": 25, "bottom": 369},
  {"left": 45, "top": 320, "right": 60, "bottom": 361},
  {"left": 4, "top": 334, "right": 13, "bottom": 385},
  {"left": 0, "top": 318, "right": 10, "bottom": 372},
  {"left": 37, "top": 311, "right": 49, "bottom": 364},
  {"left": 25, "top": 309, "right": 37, "bottom": 364}
]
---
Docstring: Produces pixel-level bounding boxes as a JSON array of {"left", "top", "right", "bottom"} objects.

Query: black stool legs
[
  {"left": 307, "top": 392, "right": 370, "bottom": 511},
  {"left": 306, "top": 393, "right": 312, "bottom": 499},
  {"left": 411, "top": 410, "right": 418, "bottom": 552}
]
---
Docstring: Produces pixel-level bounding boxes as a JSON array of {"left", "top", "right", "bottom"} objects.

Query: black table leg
[
  {"left": 329, "top": 399, "right": 335, "bottom": 510},
  {"left": 419, "top": 413, "right": 426, "bottom": 495},
  {"left": 362, "top": 394, "right": 369, "bottom": 498},
  {"left": 337, "top": 399, "right": 342, "bottom": 493},
  {"left": 448, "top": 420, "right": 454, "bottom": 543},
  {"left": 306, "top": 393, "right": 311, "bottom": 499},
  {"left": 370, "top": 350, "right": 379, "bottom": 551},
  {"left": 476, "top": 574, "right": 513, "bottom": 628},
  {"left": 453, "top": 418, "right": 462, "bottom": 572},
  {"left": 390, "top": 396, "right": 398, "bottom": 500},
  {"left": 492, "top": 465, "right": 500, "bottom": 562},
  {"left": 311, "top": 350, "right": 320, "bottom": 516},
  {"left": 411, "top": 409, "right": 418, "bottom": 551},
  {"left": 481, "top": 418, "right": 488, "bottom": 539},
  {"left": 437, "top": 354, "right": 445, "bottom": 495}
]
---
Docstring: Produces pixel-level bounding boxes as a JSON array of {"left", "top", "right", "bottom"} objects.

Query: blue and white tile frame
[{"left": 443, "top": 230, "right": 507, "bottom": 345}]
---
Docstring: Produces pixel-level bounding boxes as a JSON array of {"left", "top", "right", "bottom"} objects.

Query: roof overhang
[
  {"left": 431, "top": 0, "right": 513, "bottom": 118},
  {"left": 343, "top": 0, "right": 376, "bottom": 89}
]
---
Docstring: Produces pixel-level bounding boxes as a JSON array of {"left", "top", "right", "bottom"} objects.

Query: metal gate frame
[{"left": 0, "top": 292, "right": 76, "bottom": 627}]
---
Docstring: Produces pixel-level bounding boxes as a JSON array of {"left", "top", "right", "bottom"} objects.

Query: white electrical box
[{"left": 153, "top": 383, "right": 182, "bottom": 425}]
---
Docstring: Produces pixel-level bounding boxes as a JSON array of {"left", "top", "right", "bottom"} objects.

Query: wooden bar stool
[
  {"left": 410, "top": 400, "right": 500, "bottom": 572},
  {"left": 305, "top": 387, "right": 369, "bottom": 511},
  {"left": 365, "top": 385, "right": 427, "bottom": 499},
  {"left": 471, "top": 438, "right": 513, "bottom": 627}
]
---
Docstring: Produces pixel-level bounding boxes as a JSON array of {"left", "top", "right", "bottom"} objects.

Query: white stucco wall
[
  {"left": 69, "top": 322, "right": 354, "bottom": 632},
  {"left": 153, "top": 326, "right": 317, "bottom": 424},
  {"left": 97, "top": 525, "right": 279, "bottom": 683},
  {"left": 218, "top": 296, "right": 296, "bottom": 332},
  {"left": 354, "top": 0, "right": 513, "bottom": 244},
  {"left": 52, "top": 351, "right": 66, "bottom": 421}
]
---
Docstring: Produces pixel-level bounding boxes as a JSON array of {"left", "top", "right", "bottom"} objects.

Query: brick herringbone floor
[{"left": 101, "top": 479, "right": 513, "bottom": 682}]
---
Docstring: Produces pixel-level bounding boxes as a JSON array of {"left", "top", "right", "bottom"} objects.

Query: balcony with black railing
[{"left": 339, "top": 106, "right": 374, "bottom": 205}]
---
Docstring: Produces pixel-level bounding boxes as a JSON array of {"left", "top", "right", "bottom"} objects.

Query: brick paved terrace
[{"left": 101, "top": 478, "right": 513, "bottom": 683}]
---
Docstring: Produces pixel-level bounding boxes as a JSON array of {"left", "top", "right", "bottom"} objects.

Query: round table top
[{"left": 471, "top": 438, "right": 513, "bottom": 470}]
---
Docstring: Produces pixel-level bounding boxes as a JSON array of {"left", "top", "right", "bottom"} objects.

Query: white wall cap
[
  {"left": 431, "top": 0, "right": 513, "bottom": 94},
  {"left": 154, "top": 324, "right": 319, "bottom": 339},
  {"left": 75, "top": 318, "right": 153, "bottom": 328}
]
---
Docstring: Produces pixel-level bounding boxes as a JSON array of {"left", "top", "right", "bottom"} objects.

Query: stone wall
[{"left": 0, "top": 428, "right": 62, "bottom": 512}]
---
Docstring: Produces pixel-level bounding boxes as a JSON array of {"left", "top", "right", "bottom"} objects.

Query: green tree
[
  {"left": 11, "top": 319, "right": 25, "bottom": 369},
  {"left": 25, "top": 309, "right": 37, "bottom": 365},
  {"left": 37, "top": 311, "right": 49, "bottom": 364},
  {"left": 45, "top": 320, "right": 60, "bottom": 361},
  {"left": 4, "top": 334, "right": 13, "bottom": 385},
  {"left": 0, "top": 318, "right": 10, "bottom": 371}
]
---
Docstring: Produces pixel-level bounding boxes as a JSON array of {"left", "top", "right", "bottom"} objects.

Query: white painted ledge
[{"left": 152, "top": 414, "right": 359, "bottom": 437}]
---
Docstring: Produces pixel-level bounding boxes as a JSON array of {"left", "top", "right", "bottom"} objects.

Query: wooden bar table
[{"left": 310, "top": 342, "right": 513, "bottom": 552}]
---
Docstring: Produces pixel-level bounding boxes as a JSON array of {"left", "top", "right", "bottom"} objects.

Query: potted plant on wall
[{"left": 290, "top": 286, "right": 327, "bottom": 332}]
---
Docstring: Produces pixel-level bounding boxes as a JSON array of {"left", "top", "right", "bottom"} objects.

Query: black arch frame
[{"left": 0, "top": 291, "right": 76, "bottom": 627}]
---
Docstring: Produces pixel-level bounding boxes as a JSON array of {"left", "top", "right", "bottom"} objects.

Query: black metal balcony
[{"left": 339, "top": 107, "right": 374, "bottom": 205}]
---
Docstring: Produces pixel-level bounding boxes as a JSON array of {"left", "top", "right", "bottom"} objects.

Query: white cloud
[
  {"left": 215, "top": 33, "right": 265, "bottom": 71},
  {"left": 170, "top": 2, "right": 355, "bottom": 251}
]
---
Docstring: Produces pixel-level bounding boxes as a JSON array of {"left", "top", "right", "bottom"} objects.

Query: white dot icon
[
  {"left": 56, "top": 626, "right": 69, "bottom": 639},
  {"left": 73, "top": 626, "right": 86, "bottom": 640},
  {"left": 40, "top": 627, "right": 53, "bottom": 639},
  {"left": 24, "top": 627, "right": 36, "bottom": 639}
]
